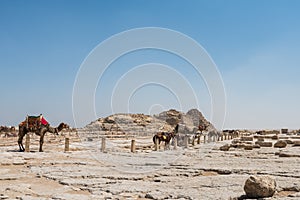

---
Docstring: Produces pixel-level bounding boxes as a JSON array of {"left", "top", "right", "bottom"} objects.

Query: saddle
[
  {"left": 156, "top": 132, "right": 169, "bottom": 140},
  {"left": 23, "top": 114, "right": 49, "bottom": 131}
]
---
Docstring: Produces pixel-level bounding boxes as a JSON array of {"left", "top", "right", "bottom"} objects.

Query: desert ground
[{"left": 0, "top": 128, "right": 300, "bottom": 200}]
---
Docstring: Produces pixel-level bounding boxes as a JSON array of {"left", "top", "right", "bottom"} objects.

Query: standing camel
[
  {"left": 153, "top": 124, "right": 179, "bottom": 149},
  {"left": 18, "top": 116, "right": 69, "bottom": 152}
]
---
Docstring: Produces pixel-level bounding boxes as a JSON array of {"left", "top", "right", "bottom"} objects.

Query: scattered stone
[
  {"left": 288, "top": 192, "right": 300, "bottom": 197},
  {"left": 214, "top": 169, "right": 232, "bottom": 175},
  {"left": 0, "top": 194, "right": 9, "bottom": 199},
  {"left": 241, "top": 136, "right": 253, "bottom": 141},
  {"left": 293, "top": 140, "right": 300, "bottom": 146},
  {"left": 274, "top": 140, "right": 287, "bottom": 148},
  {"left": 283, "top": 139, "right": 293, "bottom": 144},
  {"left": 145, "top": 191, "right": 167, "bottom": 199},
  {"left": 231, "top": 139, "right": 240, "bottom": 144},
  {"left": 278, "top": 153, "right": 300, "bottom": 158},
  {"left": 244, "top": 176, "right": 276, "bottom": 198},
  {"left": 104, "top": 116, "right": 115, "bottom": 123},
  {"left": 220, "top": 144, "right": 230, "bottom": 151},
  {"left": 244, "top": 145, "right": 253, "bottom": 150},
  {"left": 252, "top": 144, "right": 261, "bottom": 148},
  {"left": 271, "top": 135, "right": 279, "bottom": 140},
  {"left": 255, "top": 141, "right": 272, "bottom": 147},
  {"left": 257, "top": 138, "right": 264, "bottom": 142},
  {"left": 282, "top": 186, "right": 300, "bottom": 192},
  {"left": 12, "top": 159, "right": 26, "bottom": 165},
  {"left": 236, "top": 144, "right": 246, "bottom": 149}
]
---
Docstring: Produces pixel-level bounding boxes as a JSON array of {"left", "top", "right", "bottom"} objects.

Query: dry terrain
[{"left": 0, "top": 130, "right": 300, "bottom": 200}]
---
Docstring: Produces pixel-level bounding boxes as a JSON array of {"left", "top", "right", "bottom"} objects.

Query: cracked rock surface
[{"left": 0, "top": 132, "right": 299, "bottom": 199}]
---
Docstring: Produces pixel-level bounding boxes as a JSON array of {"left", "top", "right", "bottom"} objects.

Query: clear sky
[{"left": 1, "top": 0, "right": 300, "bottom": 129}]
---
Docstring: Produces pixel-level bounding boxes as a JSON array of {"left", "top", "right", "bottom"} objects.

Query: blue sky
[{"left": 1, "top": 0, "right": 300, "bottom": 129}]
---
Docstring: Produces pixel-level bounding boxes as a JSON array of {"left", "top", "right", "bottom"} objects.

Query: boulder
[
  {"left": 244, "top": 176, "right": 276, "bottom": 198},
  {"left": 274, "top": 140, "right": 287, "bottom": 148},
  {"left": 220, "top": 144, "right": 230, "bottom": 151}
]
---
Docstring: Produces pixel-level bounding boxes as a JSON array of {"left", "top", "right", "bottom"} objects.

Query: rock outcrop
[
  {"left": 154, "top": 108, "right": 215, "bottom": 134},
  {"left": 244, "top": 176, "right": 276, "bottom": 198},
  {"left": 79, "top": 109, "right": 214, "bottom": 139}
]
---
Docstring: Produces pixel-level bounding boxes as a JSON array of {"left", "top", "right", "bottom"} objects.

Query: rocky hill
[
  {"left": 79, "top": 108, "right": 214, "bottom": 138},
  {"left": 154, "top": 108, "right": 215, "bottom": 134}
]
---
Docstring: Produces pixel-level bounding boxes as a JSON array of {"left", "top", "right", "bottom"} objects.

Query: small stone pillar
[
  {"left": 197, "top": 135, "right": 200, "bottom": 144},
  {"left": 131, "top": 139, "right": 136, "bottom": 153},
  {"left": 101, "top": 137, "right": 106, "bottom": 152},
  {"left": 173, "top": 137, "right": 177, "bottom": 150},
  {"left": 281, "top": 128, "right": 288, "bottom": 134},
  {"left": 154, "top": 137, "right": 159, "bottom": 151},
  {"left": 64, "top": 137, "right": 70, "bottom": 152},
  {"left": 184, "top": 135, "right": 188, "bottom": 148},
  {"left": 203, "top": 135, "right": 206, "bottom": 143}
]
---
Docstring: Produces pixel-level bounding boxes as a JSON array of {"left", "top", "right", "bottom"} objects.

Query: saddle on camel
[
  {"left": 18, "top": 114, "right": 69, "bottom": 152},
  {"left": 21, "top": 114, "right": 49, "bottom": 131}
]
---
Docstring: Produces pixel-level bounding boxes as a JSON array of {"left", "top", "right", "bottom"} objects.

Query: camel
[
  {"left": 18, "top": 115, "right": 69, "bottom": 152},
  {"left": 191, "top": 124, "right": 209, "bottom": 144},
  {"left": 0, "top": 126, "right": 15, "bottom": 133},
  {"left": 153, "top": 132, "right": 175, "bottom": 149},
  {"left": 153, "top": 124, "right": 179, "bottom": 149}
]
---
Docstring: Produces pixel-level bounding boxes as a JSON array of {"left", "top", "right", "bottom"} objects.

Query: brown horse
[{"left": 18, "top": 117, "right": 69, "bottom": 152}]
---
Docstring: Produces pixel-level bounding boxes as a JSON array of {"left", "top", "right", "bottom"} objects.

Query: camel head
[
  {"left": 52, "top": 123, "right": 70, "bottom": 135},
  {"left": 57, "top": 123, "right": 69, "bottom": 131}
]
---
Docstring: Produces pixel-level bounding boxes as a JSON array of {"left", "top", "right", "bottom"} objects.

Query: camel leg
[
  {"left": 39, "top": 134, "right": 45, "bottom": 152},
  {"left": 18, "top": 130, "right": 25, "bottom": 152},
  {"left": 18, "top": 136, "right": 25, "bottom": 152},
  {"left": 165, "top": 142, "right": 170, "bottom": 150}
]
